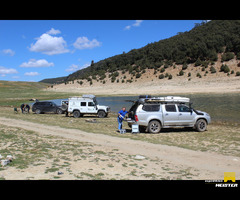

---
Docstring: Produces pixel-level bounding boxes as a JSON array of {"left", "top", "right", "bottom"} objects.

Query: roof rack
[
  {"left": 69, "top": 94, "right": 96, "bottom": 99},
  {"left": 144, "top": 96, "right": 190, "bottom": 103}
]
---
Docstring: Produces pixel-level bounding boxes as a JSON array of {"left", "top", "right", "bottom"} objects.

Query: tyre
[
  {"left": 148, "top": 120, "right": 161, "bottom": 134},
  {"left": 61, "top": 104, "right": 68, "bottom": 111},
  {"left": 73, "top": 110, "right": 81, "bottom": 118},
  {"left": 57, "top": 108, "right": 63, "bottom": 114},
  {"left": 195, "top": 119, "right": 207, "bottom": 132},
  {"left": 98, "top": 110, "right": 106, "bottom": 118},
  {"left": 35, "top": 109, "right": 41, "bottom": 114}
]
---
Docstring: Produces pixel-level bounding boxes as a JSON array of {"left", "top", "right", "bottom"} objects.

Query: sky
[{"left": 0, "top": 20, "right": 202, "bottom": 82}]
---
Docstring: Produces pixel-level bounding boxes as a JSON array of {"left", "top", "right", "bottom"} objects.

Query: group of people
[{"left": 20, "top": 103, "right": 30, "bottom": 113}]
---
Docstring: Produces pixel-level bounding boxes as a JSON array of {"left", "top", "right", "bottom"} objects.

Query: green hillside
[{"left": 41, "top": 20, "right": 240, "bottom": 84}]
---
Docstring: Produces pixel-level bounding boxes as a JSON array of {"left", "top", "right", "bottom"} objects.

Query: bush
[
  {"left": 195, "top": 58, "right": 202, "bottom": 67},
  {"left": 160, "top": 68, "right": 165, "bottom": 73},
  {"left": 136, "top": 73, "right": 141, "bottom": 78},
  {"left": 236, "top": 71, "right": 240, "bottom": 76},
  {"left": 220, "top": 64, "right": 230, "bottom": 73},
  {"left": 182, "top": 63, "right": 188, "bottom": 70},
  {"left": 210, "top": 66, "right": 216, "bottom": 73},
  {"left": 179, "top": 70, "right": 184, "bottom": 76},
  {"left": 188, "top": 72, "right": 191, "bottom": 77},
  {"left": 221, "top": 52, "right": 235, "bottom": 62},
  {"left": 168, "top": 74, "right": 172, "bottom": 79},
  {"left": 159, "top": 74, "right": 164, "bottom": 79}
]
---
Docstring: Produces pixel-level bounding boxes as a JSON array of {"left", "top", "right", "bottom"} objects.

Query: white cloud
[
  {"left": 24, "top": 72, "right": 40, "bottom": 76},
  {"left": 73, "top": 37, "right": 101, "bottom": 50},
  {"left": 124, "top": 20, "right": 143, "bottom": 30},
  {"left": 29, "top": 31, "right": 69, "bottom": 55},
  {"left": 20, "top": 59, "right": 54, "bottom": 68},
  {"left": 2, "top": 49, "right": 15, "bottom": 56},
  {"left": 65, "top": 63, "right": 90, "bottom": 72},
  {"left": 46, "top": 28, "right": 61, "bottom": 35},
  {"left": 0, "top": 66, "right": 18, "bottom": 75}
]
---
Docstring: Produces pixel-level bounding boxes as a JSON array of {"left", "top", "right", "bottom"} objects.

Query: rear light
[{"left": 135, "top": 115, "right": 139, "bottom": 122}]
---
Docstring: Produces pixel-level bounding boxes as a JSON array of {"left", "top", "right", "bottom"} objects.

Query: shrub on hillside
[
  {"left": 221, "top": 52, "right": 235, "bottom": 62},
  {"left": 210, "top": 66, "right": 216, "bottom": 73},
  {"left": 182, "top": 63, "right": 188, "bottom": 70},
  {"left": 159, "top": 74, "right": 164, "bottom": 79},
  {"left": 179, "top": 70, "right": 184, "bottom": 76},
  {"left": 220, "top": 64, "right": 230, "bottom": 73}
]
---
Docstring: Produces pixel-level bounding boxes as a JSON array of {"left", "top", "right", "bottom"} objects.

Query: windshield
[{"left": 94, "top": 100, "right": 98, "bottom": 105}]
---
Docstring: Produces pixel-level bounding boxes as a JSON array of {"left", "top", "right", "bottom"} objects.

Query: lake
[{"left": 42, "top": 93, "right": 240, "bottom": 124}]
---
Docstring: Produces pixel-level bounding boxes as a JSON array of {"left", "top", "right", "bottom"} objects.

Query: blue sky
[{"left": 0, "top": 20, "right": 202, "bottom": 82}]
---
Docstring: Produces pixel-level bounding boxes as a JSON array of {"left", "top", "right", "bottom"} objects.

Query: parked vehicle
[
  {"left": 67, "top": 94, "right": 110, "bottom": 118},
  {"left": 127, "top": 96, "right": 211, "bottom": 133},
  {"left": 32, "top": 101, "right": 64, "bottom": 114}
]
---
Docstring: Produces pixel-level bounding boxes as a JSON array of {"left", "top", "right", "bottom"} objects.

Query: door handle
[
  {"left": 165, "top": 113, "right": 168, "bottom": 116},
  {"left": 179, "top": 113, "right": 182, "bottom": 116}
]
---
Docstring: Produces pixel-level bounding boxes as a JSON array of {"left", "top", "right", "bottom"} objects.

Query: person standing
[{"left": 117, "top": 107, "right": 128, "bottom": 131}]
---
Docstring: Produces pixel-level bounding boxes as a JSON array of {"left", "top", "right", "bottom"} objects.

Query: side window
[
  {"left": 142, "top": 104, "right": 160, "bottom": 112},
  {"left": 165, "top": 105, "right": 176, "bottom": 112},
  {"left": 178, "top": 105, "right": 190, "bottom": 112},
  {"left": 88, "top": 102, "right": 95, "bottom": 107},
  {"left": 81, "top": 102, "right": 86, "bottom": 106}
]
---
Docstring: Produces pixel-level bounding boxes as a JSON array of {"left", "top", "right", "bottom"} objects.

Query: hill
[{"left": 41, "top": 20, "right": 240, "bottom": 87}]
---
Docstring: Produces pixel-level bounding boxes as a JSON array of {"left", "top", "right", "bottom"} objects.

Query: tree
[
  {"left": 179, "top": 70, "right": 184, "bottom": 76},
  {"left": 220, "top": 64, "right": 230, "bottom": 73}
]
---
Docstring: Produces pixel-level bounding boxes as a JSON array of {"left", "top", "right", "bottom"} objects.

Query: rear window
[
  {"left": 165, "top": 105, "right": 176, "bottom": 112},
  {"left": 142, "top": 104, "right": 160, "bottom": 112}
]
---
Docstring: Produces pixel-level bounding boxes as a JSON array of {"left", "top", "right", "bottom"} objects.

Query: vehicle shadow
[{"left": 130, "top": 127, "right": 197, "bottom": 134}]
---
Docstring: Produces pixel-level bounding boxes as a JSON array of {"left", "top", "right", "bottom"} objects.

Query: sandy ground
[
  {"left": 46, "top": 58, "right": 240, "bottom": 95},
  {"left": 48, "top": 76, "right": 240, "bottom": 95},
  {"left": 0, "top": 117, "right": 239, "bottom": 180}
]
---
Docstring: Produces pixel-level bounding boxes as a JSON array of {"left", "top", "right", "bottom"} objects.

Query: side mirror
[{"left": 190, "top": 108, "right": 193, "bottom": 114}]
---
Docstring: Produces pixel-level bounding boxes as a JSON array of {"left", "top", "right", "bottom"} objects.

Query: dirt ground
[
  {"left": 0, "top": 116, "right": 239, "bottom": 180},
  {"left": 46, "top": 58, "right": 240, "bottom": 95}
]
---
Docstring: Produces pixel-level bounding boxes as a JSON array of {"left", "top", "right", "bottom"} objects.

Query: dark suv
[{"left": 32, "top": 101, "right": 64, "bottom": 114}]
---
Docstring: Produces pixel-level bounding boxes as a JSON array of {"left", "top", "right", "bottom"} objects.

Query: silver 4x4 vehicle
[
  {"left": 127, "top": 95, "right": 211, "bottom": 133},
  {"left": 68, "top": 94, "right": 110, "bottom": 118}
]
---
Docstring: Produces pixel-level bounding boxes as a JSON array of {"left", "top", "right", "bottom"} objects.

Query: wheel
[
  {"left": 35, "top": 109, "right": 41, "bottom": 114},
  {"left": 148, "top": 120, "right": 161, "bottom": 134},
  {"left": 195, "top": 119, "right": 207, "bottom": 132},
  {"left": 61, "top": 104, "right": 68, "bottom": 111},
  {"left": 57, "top": 108, "right": 63, "bottom": 114},
  {"left": 73, "top": 110, "right": 81, "bottom": 118},
  {"left": 98, "top": 110, "right": 106, "bottom": 118}
]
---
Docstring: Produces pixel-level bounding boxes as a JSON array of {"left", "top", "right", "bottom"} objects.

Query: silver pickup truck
[{"left": 127, "top": 96, "right": 211, "bottom": 133}]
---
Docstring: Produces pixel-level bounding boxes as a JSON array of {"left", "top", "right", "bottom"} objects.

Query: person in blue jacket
[{"left": 117, "top": 107, "right": 128, "bottom": 131}]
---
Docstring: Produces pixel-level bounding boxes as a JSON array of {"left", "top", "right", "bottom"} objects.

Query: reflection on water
[{"left": 39, "top": 93, "right": 240, "bottom": 123}]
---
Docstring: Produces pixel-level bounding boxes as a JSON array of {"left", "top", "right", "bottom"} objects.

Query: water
[{"left": 41, "top": 93, "right": 240, "bottom": 124}]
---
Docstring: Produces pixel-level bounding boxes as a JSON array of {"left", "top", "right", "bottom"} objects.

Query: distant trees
[{"left": 63, "top": 20, "right": 240, "bottom": 83}]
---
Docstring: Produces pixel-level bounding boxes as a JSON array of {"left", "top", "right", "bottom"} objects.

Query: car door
[
  {"left": 80, "top": 102, "right": 87, "bottom": 113},
  {"left": 87, "top": 101, "right": 97, "bottom": 113},
  {"left": 42, "top": 102, "right": 50, "bottom": 112},
  {"left": 46, "top": 102, "right": 56, "bottom": 113},
  {"left": 163, "top": 104, "right": 179, "bottom": 126},
  {"left": 177, "top": 105, "right": 195, "bottom": 125}
]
